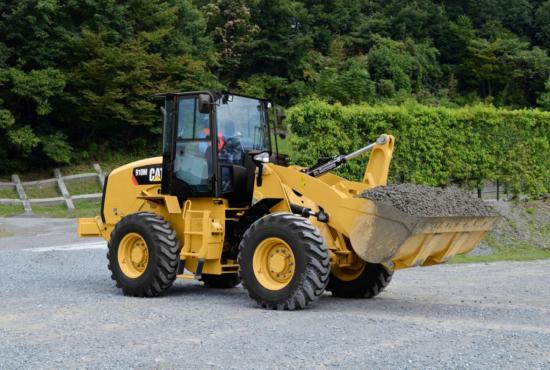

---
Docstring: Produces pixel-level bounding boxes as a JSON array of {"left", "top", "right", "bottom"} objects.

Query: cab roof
[{"left": 150, "top": 90, "right": 270, "bottom": 103}]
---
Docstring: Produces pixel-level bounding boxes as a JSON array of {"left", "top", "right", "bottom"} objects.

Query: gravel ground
[{"left": 1, "top": 218, "right": 549, "bottom": 369}]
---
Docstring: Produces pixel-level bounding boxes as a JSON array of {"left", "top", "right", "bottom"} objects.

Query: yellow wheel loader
[{"left": 78, "top": 91, "right": 498, "bottom": 310}]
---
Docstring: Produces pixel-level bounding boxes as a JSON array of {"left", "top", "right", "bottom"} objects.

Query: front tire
[
  {"left": 107, "top": 212, "right": 181, "bottom": 297},
  {"left": 238, "top": 213, "right": 330, "bottom": 310}
]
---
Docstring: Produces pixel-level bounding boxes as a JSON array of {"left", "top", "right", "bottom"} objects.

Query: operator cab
[{"left": 156, "top": 91, "right": 285, "bottom": 206}]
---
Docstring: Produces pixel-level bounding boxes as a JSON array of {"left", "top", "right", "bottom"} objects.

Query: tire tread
[
  {"left": 238, "top": 213, "right": 330, "bottom": 310},
  {"left": 107, "top": 212, "right": 181, "bottom": 297}
]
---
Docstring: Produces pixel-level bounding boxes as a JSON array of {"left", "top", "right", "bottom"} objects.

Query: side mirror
[
  {"left": 277, "top": 129, "right": 287, "bottom": 140},
  {"left": 252, "top": 151, "right": 270, "bottom": 187},
  {"left": 198, "top": 94, "right": 212, "bottom": 114}
]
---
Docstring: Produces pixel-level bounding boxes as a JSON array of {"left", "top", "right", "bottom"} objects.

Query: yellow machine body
[{"left": 78, "top": 134, "right": 497, "bottom": 277}]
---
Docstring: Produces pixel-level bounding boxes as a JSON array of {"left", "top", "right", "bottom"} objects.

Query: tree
[
  {"left": 1, "top": 0, "right": 550, "bottom": 172},
  {"left": 0, "top": 0, "right": 217, "bottom": 169},
  {"left": 462, "top": 30, "right": 550, "bottom": 105},
  {"left": 201, "top": 0, "right": 259, "bottom": 81},
  {"left": 240, "top": 1, "right": 312, "bottom": 88},
  {"left": 535, "top": 1, "right": 550, "bottom": 49},
  {"left": 366, "top": 36, "right": 441, "bottom": 98},
  {"left": 538, "top": 77, "right": 550, "bottom": 109},
  {"left": 65, "top": 0, "right": 217, "bottom": 142},
  {"left": 316, "top": 57, "right": 376, "bottom": 104}
]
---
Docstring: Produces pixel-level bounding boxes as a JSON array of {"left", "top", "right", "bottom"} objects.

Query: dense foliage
[
  {"left": 288, "top": 100, "right": 550, "bottom": 196},
  {"left": 1, "top": 0, "right": 550, "bottom": 172}
]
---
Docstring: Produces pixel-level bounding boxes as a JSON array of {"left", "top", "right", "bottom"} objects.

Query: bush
[{"left": 287, "top": 100, "right": 550, "bottom": 196}]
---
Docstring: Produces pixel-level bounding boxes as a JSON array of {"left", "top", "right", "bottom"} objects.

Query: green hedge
[{"left": 287, "top": 100, "right": 550, "bottom": 196}]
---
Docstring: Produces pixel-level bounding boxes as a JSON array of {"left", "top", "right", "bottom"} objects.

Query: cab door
[{"left": 162, "top": 94, "right": 217, "bottom": 199}]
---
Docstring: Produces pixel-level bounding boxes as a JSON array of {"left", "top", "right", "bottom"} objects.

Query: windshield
[{"left": 216, "top": 95, "right": 270, "bottom": 152}]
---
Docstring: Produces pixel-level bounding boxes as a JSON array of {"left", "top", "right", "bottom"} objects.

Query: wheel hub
[
  {"left": 331, "top": 257, "right": 366, "bottom": 282},
  {"left": 131, "top": 246, "right": 145, "bottom": 264},
  {"left": 269, "top": 253, "right": 287, "bottom": 273},
  {"left": 118, "top": 233, "right": 149, "bottom": 278},
  {"left": 253, "top": 237, "right": 295, "bottom": 290}
]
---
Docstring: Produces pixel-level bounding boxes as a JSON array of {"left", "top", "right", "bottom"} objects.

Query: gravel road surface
[{"left": 1, "top": 217, "right": 549, "bottom": 369}]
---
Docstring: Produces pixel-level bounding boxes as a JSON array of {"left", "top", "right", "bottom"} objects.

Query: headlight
[{"left": 253, "top": 152, "right": 270, "bottom": 163}]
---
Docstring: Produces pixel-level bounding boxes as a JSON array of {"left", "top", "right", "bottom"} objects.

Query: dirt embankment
[{"left": 480, "top": 200, "right": 550, "bottom": 250}]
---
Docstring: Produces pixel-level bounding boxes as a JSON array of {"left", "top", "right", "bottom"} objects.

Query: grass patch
[
  {"left": 10, "top": 150, "right": 152, "bottom": 180},
  {"left": 0, "top": 204, "right": 24, "bottom": 217},
  {"left": 450, "top": 245, "right": 550, "bottom": 264},
  {"left": 60, "top": 163, "right": 100, "bottom": 176},
  {"left": 60, "top": 153, "right": 151, "bottom": 176},
  {"left": 65, "top": 180, "right": 102, "bottom": 195},
  {"left": 18, "top": 172, "right": 55, "bottom": 182},
  {"left": 31, "top": 201, "right": 101, "bottom": 218},
  {"left": 24, "top": 185, "right": 60, "bottom": 199},
  {"left": 0, "top": 186, "right": 18, "bottom": 199},
  {"left": 16, "top": 164, "right": 99, "bottom": 179},
  {"left": 74, "top": 151, "right": 155, "bottom": 174},
  {"left": 100, "top": 156, "right": 148, "bottom": 173},
  {"left": 272, "top": 134, "right": 292, "bottom": 156}
]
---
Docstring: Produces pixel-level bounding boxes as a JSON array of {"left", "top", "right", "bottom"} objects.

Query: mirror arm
[{"left": 256, "top": 163, "right": 264, "bottom": 187}]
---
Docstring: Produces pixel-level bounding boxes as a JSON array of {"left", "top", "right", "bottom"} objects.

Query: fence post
[
  {"left": 504, "top": 182, "right": 510, "bottom": 201},
  {"left": 12, "top": 174, "right": 32, "bottom": 213},
  {"left": 93, "top": 163, "right": 105, "bottom": 188},
  {"left": 54, "top": 169, "right": 75, "bottom": 210}
]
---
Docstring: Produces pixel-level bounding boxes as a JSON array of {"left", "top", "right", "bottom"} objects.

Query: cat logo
[
  {"left": 132, "top": 164, "right": 163, "bottom": 185},
  {"left": 149, "top": 167, "right": 162, "bottom": 182}
]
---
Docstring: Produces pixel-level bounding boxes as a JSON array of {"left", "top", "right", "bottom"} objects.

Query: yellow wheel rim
[
  {"left": 117, "top": 232, "right": 149, "bottom": 278},
  {"left": 253, "top": 237, "right": 295, "bottom": 290},
  {"left": 331, "top": 259, "right": 366, "bottom": 282}
]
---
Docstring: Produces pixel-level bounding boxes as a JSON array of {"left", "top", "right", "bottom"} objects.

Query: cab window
[{"left": 173, "top": 97, "right": 212, "bottom": 193}]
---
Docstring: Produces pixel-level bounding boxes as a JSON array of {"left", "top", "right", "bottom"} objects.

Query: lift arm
[{"left": 303, "top": 134, "right": 394, "bottom": 186}]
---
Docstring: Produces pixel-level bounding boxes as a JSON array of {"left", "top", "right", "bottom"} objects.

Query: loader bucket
[{"left": 337, "top": 198, "right": 499, "bottom": 269}]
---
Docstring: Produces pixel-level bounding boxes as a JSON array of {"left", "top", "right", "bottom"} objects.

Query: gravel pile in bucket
[{"left": 359, "top": 184, "right": 495, "bottom": 217}]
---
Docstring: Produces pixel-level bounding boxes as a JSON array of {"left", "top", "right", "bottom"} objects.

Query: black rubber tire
[
  {"left": 238, "top": 213, "right": 330, "bottom": 310},
  {"left": 107, "top": 212, "right": 181, "bottom": 297},
  {"left": 201, "top": 274, "right": 241, "bottom": 289},
  {"left": 326, "top": 262, "right": 393, "bottom": 298}
]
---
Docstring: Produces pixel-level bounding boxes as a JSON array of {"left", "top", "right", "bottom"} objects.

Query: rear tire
[
  {"left": 107, "top": 212, "right": 181, "bottom": 297},
  {"left": 326, "top": 262, "right": 393, "bottom": 298},
  {"left": 238, "top": 213, "right": 330, "bottom": 310},
  {"left": 201, "top": 274, "right": 241, "bottom": 289}
]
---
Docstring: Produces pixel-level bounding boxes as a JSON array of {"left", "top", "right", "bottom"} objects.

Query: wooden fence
[{"left": 0, "top": 164, "right": 105, "bottom": 213}]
